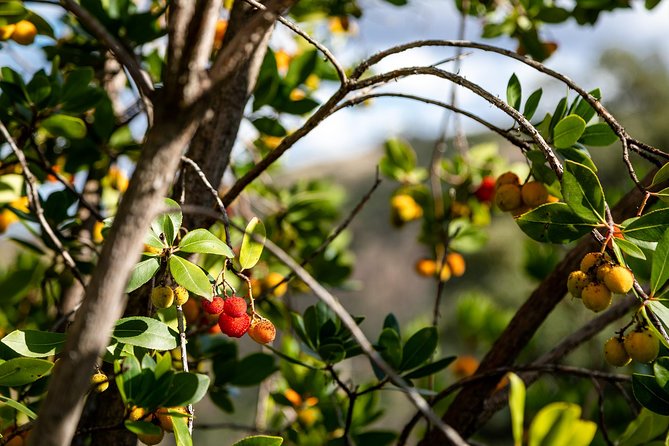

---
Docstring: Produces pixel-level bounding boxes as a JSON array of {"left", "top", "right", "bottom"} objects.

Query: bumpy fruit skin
[
  {"left": 265, "top": 272, "right": 288, "bottom": 297},
  {"left": 495, "top": 172, "right": 520, "bottom": 189},
  {"left": 91, "top": 372, "right": 109, "bottom": 393},
  {"left": 137, "top": 430, "right": 164, "bottom": 446},
  {"left": 415, "top": 259, "right": 437, "bottom": 277},
  {"left": 581, "top": 282, "right": 612, "bottom": 312},
  {"left": 0, "top": 24, "right": 16, "bottom": 40},
  {"left": 580, "top": 252, "right": 608, "bottom": 273},
  {"left": 521, "top": 181, "right": 549, "bottom": 207},
  {"left": 156, "top": 407, "right": 188, "bottom": 432},
  {"left": 446, "top": 252, "right": 466, "bottom": 277},
  {"left": 494, "top": 184, "right": 522, "bottom": 212},
  {"left": 567, "top": 270, "right": 590, "bottom": 298},
  {"left": 248, "top": 319, "right": 276, "bottom": 344},
  {"left": 151, "top": 286, "right": 174, "bottom": 309},
  {"left": 202, "top": 296, "right": 225, "bottom": 315},
  {"left": 219, "top": 312, "right": 251, "bottom": 338},
  {"left": 625, "top": 329, "right": 660, "bottom": 363},
  {"left": 128, "top": 406, "right": 148, "bottom": 421},
  {"left": 173, "top": 286, "right": 189, "bottom": 306},
  {"left": 604, "top": 337, "right": 631, "bottom": 367},
  {"left": 474, "top": 176, "right": 496, "bottom": 203},
  {"left": 596, "top": 263, "right": 614, "bottom": 282},
  {"left": 11, "top": 20, "right": 37, "bottom": 45},
  {"left": 390, "top": 194, "right": 423, "bottom": 225},
  {"left": 223, "top": 296, "right": 247, "bottom": 318},
  {"left": 604, "top": 266, "right": 634, "bottom": 294}
]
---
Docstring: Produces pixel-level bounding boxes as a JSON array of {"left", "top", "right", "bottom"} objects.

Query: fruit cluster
[
  {"left": 415, "top": 252, "right": 466, "bottom": 282},
  {"left": 604, "top": 326, "right": 660, "bottom": 367},
  {"left": 0, "top": 20, "right": 38, "bottom": 45},
  {"left": 127, "top": 405, "right": 190, "bottom": 445},
  {"left": 202, "top": 295, "right": 276, "bottom": 344},
  {"left": 150, "top": 285, "right": 190, "bottom": 309},
  {"left": 567, "top": 252, "right": 634, "bottom": 312},
  {"left": 494, "top": 172, "right": 556, "bottom": 216}
]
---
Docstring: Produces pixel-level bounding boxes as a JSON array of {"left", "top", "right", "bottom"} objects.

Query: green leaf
[
  {"left": 231, "top": 435, "right": 284, "bottom": 446},
  {"left": 124, "top": 420, "right": 162, "bottom": 436},
  {"left": 655, "top": 187, "right": 669, "bottom": 205},
  {"left": 528, "top": 402, "right": 596, "bottom": 446},
  {"left": 506, "top": 73, "right": 522, "bottom": 110},
  {"left": 40, "top": 114, "right": 87, "bottom": 139},
  {"left": 508, "top": 373, "right": 525, "bottom": 446},
  {"left": 651, "top": 229, "right": 669, "bottom": 296},
  {"left": 252, "top": 117, "right": 287, "bottom": 137},
  {"left": 112, "top": 317, "right": 179, "bottom": 351},
  {"left": 652, "top": 163, "right": 669, "bottom": 187},
  {"left": 1, "top": 330, "right": 66, "bottom": 357},
  {"left": 655, "top": 357, "right": 669, "bottom": 391},
  {"left": 557, "top": 146, "right": 597, "bottom": 172},
  {"left": 161, "top": 372, "right": 210, "bottom": 407},
  {"left": 179, "top": 229, "right": 234, "bottom": 257},
  {"left": 0, "top": 358, "right": 53, "bottom": 387},
  {"left": 403, "top": 356, "right": 455, "bottom": 380},
  {"left": 612, "top": 237, "right": 646, "bottom": 260},
  {"left": 151, "top": 198, "right": 182, "bottom": 245},
  {"left": 571, "top": 88, "right": 601, "bottom": 123},
  {"left": 173, "top": 415, "right": 193, "bottom": 446},
  {"left": 561, "top": 160, "right": 606, "bottom": 223},
  {"left": 400, "top": 327, "right": 437, "bottom": 371},
  {"left": 239, "top": 217, "right": 266, "bottom": 270},
  {"left": 523, "top": 88, "right": 542, "bottom": 120},
  {"left": 230, "top": 353, "right": 278, "bottom": 386},
  {"left": 616, "top": 408, "right": 669, "bottom": 446},
  {"left": 579, "top": 123, "right": 618, "bottom": 146},
  {"left": 384, "top": 139, "right": 416, "bottom": 172},
  {"left": 633, "top": 374, "right": 669, "bottom": 416},
  {"left": 625, "top": 209, "right": 669, "bottom": 242},
  {"left": 125, "top": 257, "right": 160, "bottom": 293},
  {"left": 548, "top": 98, "right": 568, "bottom": 134},
  {"left": 377, "top": 328, "right": 402, "bottom": 370},
  {"left": 0, "top": 395, "right": 37, "bottom": 419},
  {"left": 284, "top": 50, "right": 318, "bottom": 90},
  {"left": 169, "top": 256, "right": 212, "bottom": 299},
  {"left": 553, "top": 114, "right": 586, "bottom": 149},
  {"left": 516, "top": 202, "right": 595, "bottom": 244},
  {"left": 648, "top": 302, "right": 669, "bottom": 349}
]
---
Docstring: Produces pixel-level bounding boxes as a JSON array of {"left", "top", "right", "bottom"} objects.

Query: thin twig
[
  {"left": 591, "top": 378, "right": 614, "bottom": 446},
  {"left": 175, "top": 304, "right": 194, "bottom": 433},
  {"left": 0, "top": 119, "right": 85, "bottom": 286}
]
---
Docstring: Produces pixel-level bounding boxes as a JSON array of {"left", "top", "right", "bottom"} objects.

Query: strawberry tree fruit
[
  {"left": 474, "top": 176, "right": 495, "bottom": 203},
  {"left": 603, "top": 336, "right": 631, "bottom": 367},
  {"left": 624, "top": 328, "right": 660, "bottom": 363},
  {"left": 202, "top": 296, "right": 225, "bottom": 315},
  {"left": 567, "top": 270, "right": 590, "bottom": 299},
  {"left": 137, "top": 430, "right": 164, "bottom": 446},
  {"left": 520, "top": 181, "right": 549, "bottom": 207},
  {"left": 156, "top": 407, "right": 189, "bottom": 432},
  {"left": 248, "top": 318, "right": 277, "bottom": 344},
  {"left": 223, "top": 296, "right": 248, "bottom": 318},
  {"left": 580, "top": 252, "right": 609, "bottom": 274},
  {"left": 218, "top": 312, "right": 251, "bottom": 338},
  {"left": 173, "top": 286, "right": 189, "bottom": 306},
  {"left": 90, "top": 372, "right": 109, "bottom": 393},
  {"left": 494, "top": 184, "right": 522, "bottom": 212},
  {"left": 581, "top": 282, "right": 612, "bottom": 312},
  {"left": 151, "top": 286, "right": 174, "bottom": 309},
  {"left": 603, "top": 265, "right": 634, "bottom": 294}
]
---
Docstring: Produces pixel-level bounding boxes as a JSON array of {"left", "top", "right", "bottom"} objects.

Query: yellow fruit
[
  {"left": 213, "top": 19, "right": 227, "bottom": 48},
  {"left": 580, "top": 252, "right": 609, "bottom": 273},
  {"left": 297, "top": 407, "right": 319, "bottom": 427},
  {"left": 446, "top": 252, "right": 466, "bottom": 277},
  {"left": 546, "top": 195, "right": 560, "bottom": 203},
  {"left": 495, "top": 172, "right": 520, "bottom": 189},
  {"left": 0, "top": 209, "right": 19, "bottom": 233},
  {"left": 305, "top": 74, "right": 320, "bottom": 90},
  {"left": 264, "top": 272, "right": 287, "bottom": 297},
  {"left": 494, "top": 184, "right": 522, "bottom": 212},
  {"left": 521, "top": 181, "right": 549, "bottom": 207},
  {"left": 391, "top": 194, "right": 423, "bottom": 224},
  {"left": 596, "top": 263, "right": 614, "bottom": 282},
  {"left": 439, "top": 263, "right": 452, "bottom": 282},
  {"left": 284, "top": 388, "right": 302, "bottom": 407},
  {"left": 173, "top": 286, "right": 189, "bottom": 306},
  {"left": 156, "top": 407, "right": 188, "bottom": 432},
  {"left": 137, "top": 430, "right": 164, "bottom": 445},
  {"left": 11, "top": 20, "right": 37, "bottom": 45},
  {"left": 603, "top": 266, "right": 634, "bottom": 294},
  {"left": 275, "top": 50, "right": 292, "bottom": 73},
  {"left": 151, "top": 286, "right": 174, "bottom": 308},
  {"left": 603, "top": 337, "right": 631, "bottom": 367},
  {"left": 92, "top": 221, "right": 105, "bottom": 243},
  {"left": 128, "top": 406, "right": 148, "bottom": 421},
  {"left": 624, "top": 329, "right": 660, "bottom": 363},
  {"left": 581, "top": 282, "right": 612, "bottom": 312},
  {"left": 415, "top": 259, "right": 437, "bottom": 277},
  {"left": 91, "top": 372, "right": 109, "bottom": 393},
  {"left": 0, "top": 24, "right": 15, "bottom": 41},
  {"left": 567, "top": 270, "right": 590, "bottom": 298},
  {"left": 451, "top": 355, "right": 479, "bottom": 379}
]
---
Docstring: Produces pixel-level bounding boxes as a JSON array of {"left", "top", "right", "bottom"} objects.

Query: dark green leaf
[
  {"left": 252, "top": 117, "right": 287, "bottom": 137},
  {"left": 40, "top": 114, "right": 87, "bottom": 139},
  {"left": 161, "top": 372, "right": 210, "bottom": 407},
  {"left": 239, "top": 217, "right": 265, "bottom": 270},
  {"left": 230, "top": 353, "right": 277, "bottom": 386},
  {"left": 0, "top": 395, "right": 37, "bottom": 419},
  {"left": 654, "top": 357, "right": 669, "bottom": 391},
  {"left": 383, "top": 313, "right": 401, "bottom": 336},
  {"left": 651, "top": 163, "right": 669, "bottom": 187},
  {"left": 612, "top": 237, "right": 646, "bottom": 260},
  {"left": 553, "top": 114, "right": 586, "bottom": 149},
  {"left": 616, "top": 409, "right": 669, "bottom": 446},
  {"left": 548, "top": 98, "right": 568, "bottom": 134},
  {"left": 579, "top": 123, "right": 618, "bottom": 146},
  {"left": 1, "top": 330, "right": 66, "bottom": 357},
  {"left": 179, "top": 229, "right": 234, "bottom": 257},
  {"left": 523, "top": 88, "right": 542, "bottom": 120},
  {"left": 377, "top": 328, "right": 402, "bottom": 369},
  {"left": 169, "top": 256, "right": 212, "bottom": 299},
  {"left": 112, "top": 317, "right": 178, "bottom": 351},
  {"left": 400, "top": 327, "right": 437, "bottom": 371},
  {"left": 506, "top": 73, "right": 522, "bottom": 110},
  {"left": 537, "top": 6, "right": 570, "bottom": 22},
  {"left": 284, "top": 50, "right": 318, "bottom": 90},
  {"left": 516, "top": 202, "right": 595, "bottom": 243},
  {"left": 571, "top": 88, "right": 601, "bottom": 123},
  {"left": 124, "top": 420, "right": 162, "bottom": 436},
  {"left": 632, "top": 374, "right": 669, "bottom": 416},
  {"left": 557, "top": 146, "right": 597, "bottom": 172},
  {"left": 125, "top": 257, "right": 160, "bottom": 293},
  {"left": 403, "top": 356, "right": 455, "bottom": 380},
  {"left": 651, "top": 229, "right": 669, "bottom": 296},
  {"left": 625, "top": 209, "right": 669, "bottom": 242},
  {"left": 0, "top": 358, "right": 52, "bottom": 386},
  {"left": 561, "top": 160, "right": 605, "bottom": 223},
  {"left": 151, "top": 198, "right": 182, "bottom": 245},
  {"left": 231, "top": 436, "right": 283, "bottom": 446}
]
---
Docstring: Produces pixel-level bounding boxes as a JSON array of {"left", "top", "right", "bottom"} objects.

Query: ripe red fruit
[
  {"left": 224, "top": 296, "right": 247, "bottom": 317},
  {"left": 218, "top": 313, "right": 251, "bottom": 338},
  {"left": 202, "top": 296, "right": 225, "bottom": 315},
  {"left": 475, "top": 176, "right": 495, "bottom": 203}
]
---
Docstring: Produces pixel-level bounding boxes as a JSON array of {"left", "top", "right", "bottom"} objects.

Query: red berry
[
  {"left": 224, "top": 296, "right": 247, "bottom": 317},
  {"left": 202, "top": 296, "right": 225, "bottom": 315},
  {"left": 248, "top": 319, "right": 276, "bottom": 344},
  {"left": 218, "top": 313, "right": 251, "bottom": 338},
  {"left": 475, "top": 176, "right": 495, "bottom": 203}
]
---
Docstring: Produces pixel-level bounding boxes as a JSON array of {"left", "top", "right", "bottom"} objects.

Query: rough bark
[{"left": 420, "top": 172, "right": 654, "bottom": 445}]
